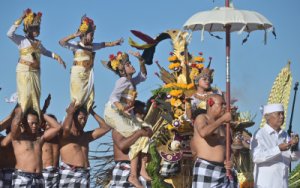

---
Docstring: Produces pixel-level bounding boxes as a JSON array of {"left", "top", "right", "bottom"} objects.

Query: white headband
[{"left": 263, "top": 103, "right": 284, "bottom": 115}]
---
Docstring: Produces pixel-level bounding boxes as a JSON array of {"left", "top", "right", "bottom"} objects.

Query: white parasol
[{"left": 184, "top": 6, "right": 274, "bottom": 43}]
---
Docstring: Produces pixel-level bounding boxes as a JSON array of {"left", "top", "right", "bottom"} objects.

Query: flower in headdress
[
  {"left": 108, "top": 54, "right": 120, "bottom": 71},
  {"left": 79, "top": 16, "right": 95, "bottom": 34},
  {"left": 79, "top": 21, "right": 89, "bottom": 33},
  {"left": 111, "top": 60, "right": 119, "bottom": 71},
  {"left": 37, "top": 12, "right": 42, "bottom": 17},
  {"left": 109, "top": 54, "right": 115, "bottom": 61},
  {"left": 24, "top": 12, "right": 34, "bottom": 26},
  {"left": 207, "top": 97, "right": 215, "bottom": 107},
  {"left": 23, "top": 9, "right": 42, "bottom": 31}
]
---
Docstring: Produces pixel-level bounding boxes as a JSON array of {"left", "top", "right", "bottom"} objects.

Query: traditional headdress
[
  {"left": 194, "top": 56, "right": 214, "bottom": 84},
  {"left": 78, "top": 15, "right": 96, "bottom": 34},
  {"left": 102, "top": 51, "right": 130, "bottom": 76},
  {"left": 23, "top": 9, "right": 42, "bottom": 33}
]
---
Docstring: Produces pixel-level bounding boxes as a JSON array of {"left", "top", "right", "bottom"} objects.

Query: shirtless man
[
  {"left": 110, "top": 128, "right": 152, "bottom": 188},
  {"left": 59, "top": 101, "right": 111, "bottom": 187},
  {"left": 0, "top": 107, "right": 19, "bottom": 187},
  {"left": 191, "top": 94, "right": 237, "bottom": 188},
  {"left": 11, "top": 106, "right": 61, "bottom": 187},
  {"left": 0, "top": 125, "right": 15, "bottom": 188},
  {"left": 42, "top": 114, "right": 60, "bottom": 188}
]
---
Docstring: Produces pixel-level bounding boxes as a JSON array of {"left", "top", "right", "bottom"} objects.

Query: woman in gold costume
[
  {"left": 7, "top": 9, "right": 66, "bottom": 117},
  {"left": 59, "top": 15, "right": 123, "bottom": 111}
]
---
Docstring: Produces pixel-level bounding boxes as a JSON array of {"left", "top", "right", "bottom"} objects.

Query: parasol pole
[
  {"left": 288, "top": 82, "right": 299, "bottom": 172},
  {"left": 287, "top": 82, "right": 299, "bottom": 136},
  {"left": 225, "top": 0, "right": 232, "bottom": 178}
]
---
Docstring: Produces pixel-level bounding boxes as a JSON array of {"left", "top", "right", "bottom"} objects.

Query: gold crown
[
  {"left": 23, "top": 9, "right": 42, "bottom": 31},
  {"left": 194, "top": 67, "right": 214, "bottom": 84},
  {"left": 79, "top": 15, "right": 96, "bottom": 34}
]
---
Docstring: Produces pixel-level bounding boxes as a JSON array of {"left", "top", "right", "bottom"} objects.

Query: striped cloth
[
  {"left": 0, "top": 168, "right": 14, "bottom": 188},
  {"left": 12, "top": 169, "right": 44, "bottom": 188},
  {"left": 192, "top": 158, "right": 238, "bottom": 188},
  {"left": 109, "top": 161, "right": 151, "bottom": 188},
  {"left": 42, "top": 166, "right": 59, "bottom": 188},
  {"left": 59, "top": 161, "right": 90, "bottom": 188}
]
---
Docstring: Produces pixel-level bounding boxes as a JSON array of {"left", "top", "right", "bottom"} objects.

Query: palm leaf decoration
[
  {"left": 260, "top": 61, "right": 293, "bottom": 129},
  {"left": 289, "top": 162, "right": 300, "bottom": 188}
]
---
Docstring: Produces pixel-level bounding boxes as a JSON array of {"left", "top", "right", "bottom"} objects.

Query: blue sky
[{"left": 1, "top": 0, "right": 300, "bottom": 168}]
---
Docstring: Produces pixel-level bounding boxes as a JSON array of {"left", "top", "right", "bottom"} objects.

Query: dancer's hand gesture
[{"left": 57, "top": 56, "right": 66, "bottom": 69}]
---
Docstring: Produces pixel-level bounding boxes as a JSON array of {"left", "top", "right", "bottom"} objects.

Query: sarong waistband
[
  {"left": 114, "top": 161, "right": 131, "bottom": 170},
  {"left": 115, "top": 160, "right": 130, "bottom": 164},
  {"left": 60, "top": 161, "right": 90, "bottom": 172},
  {"left": 196, "top": 157, "right": 224, "bottom": 167},
  {"left": 42, "top": 166, "right": 59, "bottom": 173},
  {"left": 73, "top": 61, "right": 93, "bottom": 69},
  {"left": 14, "top": 169, "right": 43, "bottom": 178},
  {"left": 19, "top": 59, "right": 40, "bottom": 69}
]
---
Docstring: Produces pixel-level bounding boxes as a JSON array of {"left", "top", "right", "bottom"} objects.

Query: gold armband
[
  {"left": 106, "top": 42, "right": 113, "bottom": 46},
  {"left": 14, "top": 18, "right": 23, "bottom": 25},
  {"left": 53, "top": 53, "right": 60, "bottom": 60}
]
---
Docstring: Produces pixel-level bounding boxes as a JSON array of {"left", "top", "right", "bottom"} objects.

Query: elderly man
[{"left": 251, "top": 103, "right": 300, "bottom": 188}]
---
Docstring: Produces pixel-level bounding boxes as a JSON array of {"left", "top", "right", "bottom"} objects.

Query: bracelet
[{"left": 53, "top": 54, "right": 60, "bottom": 60}]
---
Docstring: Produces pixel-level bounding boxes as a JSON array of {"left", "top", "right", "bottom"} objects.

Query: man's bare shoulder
[{"left": 194, "top": 114, "right": 208, "bottom": 128}]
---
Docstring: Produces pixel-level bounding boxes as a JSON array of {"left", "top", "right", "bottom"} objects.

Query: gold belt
[
  {"left": 19, "top": 59, "right": 40, "bottom": 69},
  {"left": 120, "top": 97, "right": 135, "bottom": 108},
  {"left": 73, "top": 61, "right": 93, "bottom": 69}
]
